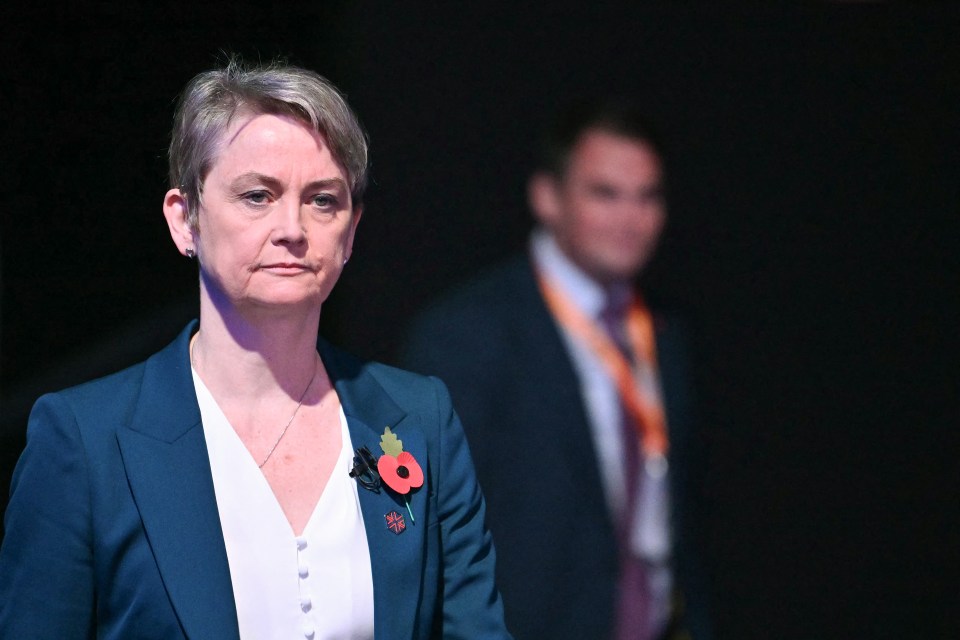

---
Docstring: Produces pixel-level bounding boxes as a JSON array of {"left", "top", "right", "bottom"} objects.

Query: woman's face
[{"left": 190, "top": 112, "right": 361, "bottom": 315}]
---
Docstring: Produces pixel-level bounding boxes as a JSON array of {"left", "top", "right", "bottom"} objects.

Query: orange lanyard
[{"left": 537, "top": 271, "right": 669, "bottom": 458}]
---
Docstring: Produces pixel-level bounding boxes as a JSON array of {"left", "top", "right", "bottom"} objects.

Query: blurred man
[{"left": 402, "top": 101, "right": 710, "bottom": 640}]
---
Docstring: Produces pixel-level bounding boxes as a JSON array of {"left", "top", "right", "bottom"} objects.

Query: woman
[{"left": 0, "top": 59, "right": 511, "bottom": 640}]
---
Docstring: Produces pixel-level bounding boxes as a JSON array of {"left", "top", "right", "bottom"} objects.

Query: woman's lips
[{"left": 259, "top": 262, "right": 312, "bottom": 274}]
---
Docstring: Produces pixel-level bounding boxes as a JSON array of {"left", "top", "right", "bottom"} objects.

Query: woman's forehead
[{"left": 209, "top": 112, "right": 340, "bottom": 177}]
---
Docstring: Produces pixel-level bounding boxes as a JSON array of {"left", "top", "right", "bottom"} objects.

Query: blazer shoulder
[
  {"left": 320, "top": 338, "right": 450, "bottom": 409},
  {"left": 366, "top": 359, "right": 448, "bottom": 409},
  {"left": 33, "top": 360, "right": 148, "bottom": 432},
  {"left": 416, "top": 254, "right": 536, "bottom": 320},
  {"left": 400, "top": 254, "right": 560, "bottom": 382},
  {"left": 402, "top": 255, "right": 542, "bottom": 353},
  {"left": 28, "top": 322, "right": 196, "bottom": 438}
]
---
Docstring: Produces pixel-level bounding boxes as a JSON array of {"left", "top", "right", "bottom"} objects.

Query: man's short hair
[
  {"left": 169, "top": 56, "right": 369, "bottom": 228},
  {"left": 537, "top": 99, "right": 665, "bottom": 178}
]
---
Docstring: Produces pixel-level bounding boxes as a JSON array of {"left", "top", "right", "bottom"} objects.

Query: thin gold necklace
[
  {"left": 190, "top": 336, "right": 319, "bottom": 468},
  {"left": 256, "top": 362, "right": 318, "bottom": 468}
]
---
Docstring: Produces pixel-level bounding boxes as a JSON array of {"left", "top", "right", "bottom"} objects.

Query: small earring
[
  {"left": 185, "top": 248, "right": 196, "bottom": 259},
  {"left": 343, "top": 257, "right": 349, "bottom": 266}
]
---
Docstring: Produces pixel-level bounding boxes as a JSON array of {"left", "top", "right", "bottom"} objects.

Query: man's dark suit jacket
[
  {"left": 401, "top": 255, "right": 712, "bottom": 640},
  {"left": 0, "top": 322, "right": 511, "bottom": 639}
]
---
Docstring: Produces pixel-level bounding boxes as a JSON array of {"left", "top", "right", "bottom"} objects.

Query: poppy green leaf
[{"left": 380, "top": 426, "right": 404, "bottom": 457}]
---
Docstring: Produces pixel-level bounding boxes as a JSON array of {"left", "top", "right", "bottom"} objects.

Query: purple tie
[{"left": 600, "top": 291, "right": 655, "bottom": 640}]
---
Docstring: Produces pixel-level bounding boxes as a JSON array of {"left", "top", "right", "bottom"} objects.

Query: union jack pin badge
[{"left": 385, "top": 510, "right": 406, "bottom": 535}]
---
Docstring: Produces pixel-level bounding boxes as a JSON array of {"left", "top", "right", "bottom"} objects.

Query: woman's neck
[{"left": 191, "top": 293, "right": 324, "bottom": 403}]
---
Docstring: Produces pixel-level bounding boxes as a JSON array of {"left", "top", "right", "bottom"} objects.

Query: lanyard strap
[{"left": 536, "top": 271, "right": 669, "bottom": 458}]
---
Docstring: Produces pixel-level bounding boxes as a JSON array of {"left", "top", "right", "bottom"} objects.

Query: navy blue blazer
[
  {"left": 0, "top": 322, "right": 510, "bottom": 640},
  {"left": 401, "top": 255, "right": 712, "bottom": 640}
]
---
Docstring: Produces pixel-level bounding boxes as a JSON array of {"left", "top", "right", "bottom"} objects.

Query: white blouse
[{"left": 193, "top": 369, "right": 375, "bottom": 640}]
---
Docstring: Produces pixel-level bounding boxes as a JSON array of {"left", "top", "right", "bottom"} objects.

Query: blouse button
[
  {"left": 298, "top": 563, "right": 309, "bottom": 578},
  {"left": 302, "top": 626, "right": 315, "bottom": 638},
  {"left": 300, "top": 597, "right": 312, "bottom": 612},
  {"left": 295, "top": 536, "right": 308, "bottom": 550}
]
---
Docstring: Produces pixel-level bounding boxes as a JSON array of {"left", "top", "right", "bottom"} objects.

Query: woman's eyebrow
[
  {"left": 303, "top": 178, "right": 348, "bottom": 192},
  {"left": 228, "top": 172, "right": 282, "bottom": 190},
  {"left": 227, "top": 172, "right": 347, "bottom": 193}
]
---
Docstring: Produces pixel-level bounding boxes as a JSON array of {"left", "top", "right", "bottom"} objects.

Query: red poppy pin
[{"left": 378, "top": 426, "right": 423, "bottom": 522}]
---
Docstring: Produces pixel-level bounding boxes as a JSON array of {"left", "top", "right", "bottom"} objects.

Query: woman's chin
[{"left": 232, "top": 290, "right": 325, "bottom": 315}]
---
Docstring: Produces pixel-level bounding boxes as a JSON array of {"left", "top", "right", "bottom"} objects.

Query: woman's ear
[
  {"left": 162, "top": 188, "right": 196, "bottom": 257},
  {"left": 344, "top": 205, "right": 363, "bottom": 262}
]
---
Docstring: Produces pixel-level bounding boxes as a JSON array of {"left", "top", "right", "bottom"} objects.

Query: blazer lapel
[
  {"left": 517, "top": 258, "right": 615, "bottom": 526},
  {"left": 116, "top": 323, "right": 240, "bottom": 640},
  {"left": 320, "top": 340, "right": 428, "bottom": 640}
]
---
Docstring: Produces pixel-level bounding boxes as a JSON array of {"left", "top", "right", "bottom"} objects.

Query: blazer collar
[
  {"left": 319, "top": 339, "right": 429, "bottom": 640},
  {"left": 116, "top": 321, "right": 241, "bottom": 640}
]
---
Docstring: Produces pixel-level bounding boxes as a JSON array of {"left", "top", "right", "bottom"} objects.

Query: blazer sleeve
[
  {"left": 430, "top": 377, "right": 512, "bottom": 639},
  {"left": 0, "top": 393, "right": 96, "bottom": 638}
]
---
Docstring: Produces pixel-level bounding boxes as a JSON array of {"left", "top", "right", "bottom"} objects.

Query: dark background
[{"left": 2, "top": 3, "right": 957, "bottom": 638}]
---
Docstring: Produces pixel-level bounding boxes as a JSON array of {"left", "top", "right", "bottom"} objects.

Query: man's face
[{"left": 531, "top": 128, "right": 666, "bottom": 284}]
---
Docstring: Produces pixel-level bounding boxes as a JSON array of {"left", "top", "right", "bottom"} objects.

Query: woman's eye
[
  {"left": 312, "top": 194, "right": 338, "bottom": 208},
  {"left": 243, "top": 190, "right": 270, "bottom": 204}
]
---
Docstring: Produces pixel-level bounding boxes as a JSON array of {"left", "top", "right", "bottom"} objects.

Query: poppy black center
[{"left": 397, "top": 466, "right": 410, "bottom": 479}]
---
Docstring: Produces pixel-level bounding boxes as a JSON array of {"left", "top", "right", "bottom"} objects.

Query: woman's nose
[{"left": 272, "top": 200, "right": 306, "bottom": 244}]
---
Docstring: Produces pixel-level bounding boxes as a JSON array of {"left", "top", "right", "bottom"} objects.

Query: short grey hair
[{"left": 168, "top": 57, "right": 369, "bottom": 227}]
